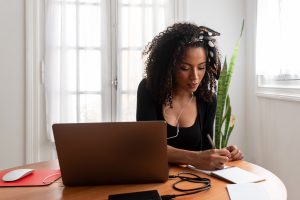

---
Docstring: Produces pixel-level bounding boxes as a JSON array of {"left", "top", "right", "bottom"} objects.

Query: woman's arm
[
  {"left": 136, "top": 79, "right": 158, "bottom": 121},
  {"left": 202, "top": 95, "right": 217, "bottom": 150},
  {"left": 167, "top": 145, "right": 231, "bottom": 170}
]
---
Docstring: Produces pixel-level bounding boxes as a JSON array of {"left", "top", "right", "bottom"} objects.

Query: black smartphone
[{"left": 108, "top": 190, "right": 162, "bottom": 200}]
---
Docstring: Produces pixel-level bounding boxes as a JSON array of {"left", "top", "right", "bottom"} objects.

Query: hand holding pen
[{"left": 207, "top": 134, "right": 243, "bottom": 161}]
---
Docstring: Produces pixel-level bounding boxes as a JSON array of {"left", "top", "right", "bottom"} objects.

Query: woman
[{"left": 136, "top": 23, "right": 243, "bottom": 170}]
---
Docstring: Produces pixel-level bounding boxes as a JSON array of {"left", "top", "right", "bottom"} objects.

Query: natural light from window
[
  {"left": 44, "top": 0, "right": 175, "bottom": 140},
  {"left": 256, "top": 0, "right": 300, "bottom": 88}
]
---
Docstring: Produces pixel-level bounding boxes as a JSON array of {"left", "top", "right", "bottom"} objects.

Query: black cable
[
  {"left": 161, "top": 187, "right": 211, "bottom": 200},
  {"left": 161, "top": 172, "right": 211, "bottom": 199}
]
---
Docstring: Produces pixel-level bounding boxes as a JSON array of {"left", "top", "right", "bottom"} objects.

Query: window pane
[
  {"left": 117, "top": 0, "right": 174, "bottom": 121},
  {"left": 51, "top": 3, "right": 62, "bottom": 47},
  {"left": 65, "top": 0, "right": 102, "bottom": 4},
  {"left": 256, "top": 0, "right": 300, "bottom": 79},
  {"left": 120, "top": 50, "right": 143, "bottom": 91},
  {"left": 45, "top": 0, "right": 175, "bottom": 132},
  {"left": 281, "top": 1, "right": 300, "bottom": 76},
  {"left": 119, "top": 94, "right": 137, "bottom": 121},
  {"left": 80, "top": 94, "right": 102, "bottom": 122},
  {"left": 157, "top": 7, "right": 166, "bottom": 31},
  {"left": 148, "top": 0, "right": 168, "bottom": 5},
  {"left": 121, "top": 0, "right": 142, "bottom": 5},
  {"left": 79, "top": 0, "right": 101, "bottom": 3},
  {"left": 65, "top": 0, "right": 76, "bottom": 3},
  {"left": 65, "top": 49, "right": 77, "bottom": 91},
  {"left": 79, "top": 4, "right": 101, "bottom": 47},
  {"left": 121, "top": 6, "right": 142, "bottom": 47},
  {"left": 145, "top": 0, "right": 153, "bottom": 5},
  {"left": 65, "top": 4, "right": 76, "bottom": 47},
  {"left": 79, "top": 49, "right": 101, "bottom": 91},
  {"left": 144, "top": 7, "right": 154, "bottom": 43},
  {"left": 61, "top": 94, "right": 77, "bottom": 122}
]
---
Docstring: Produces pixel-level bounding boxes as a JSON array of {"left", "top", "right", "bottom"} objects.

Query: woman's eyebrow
[{"left": 181, "top": 61, "right": 206, "bottom": 66}]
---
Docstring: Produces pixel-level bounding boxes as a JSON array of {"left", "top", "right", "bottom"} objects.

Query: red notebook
[{"left": 0, "top": 169, "right": 61, "bottom": 187}]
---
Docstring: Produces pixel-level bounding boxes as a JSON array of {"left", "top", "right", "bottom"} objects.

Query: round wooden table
[{"left": 0, "top": 160, "right": 287, "bottom": 200}]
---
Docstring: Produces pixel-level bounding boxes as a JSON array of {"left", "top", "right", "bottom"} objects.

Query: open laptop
[{"left": 52, "top": 121, "right": 169, "bottom": 186}]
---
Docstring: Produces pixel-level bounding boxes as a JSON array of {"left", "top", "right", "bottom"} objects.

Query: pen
[{"left": 207, "top": 134, "right": 216, "bottom": 149}]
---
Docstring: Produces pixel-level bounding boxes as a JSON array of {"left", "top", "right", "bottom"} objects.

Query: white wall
[
  {"left": 246, "top": 1, "right": 299, "bottom": 199},
  {"left": 0, "top": 0, "right": 25, "bottom": 169},
  {"left": 186, "top": 0, "right": 246, "bottom": 151}
]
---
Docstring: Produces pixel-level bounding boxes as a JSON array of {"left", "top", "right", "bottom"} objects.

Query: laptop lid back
[{"left": 53, "top": 121, "right": 168, "bottom": 186}]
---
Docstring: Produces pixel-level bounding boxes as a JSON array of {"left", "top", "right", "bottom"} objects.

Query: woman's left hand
[{"left": 225, "top": 145, "right": 243, "bottom": 161}]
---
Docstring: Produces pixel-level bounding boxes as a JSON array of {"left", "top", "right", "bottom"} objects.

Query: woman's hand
[
  {"left": 190, "top": 149, "right": 231, "bottom": 170},
  {"left": 225, "top": 145, "right": 243, "bottom": 161}
]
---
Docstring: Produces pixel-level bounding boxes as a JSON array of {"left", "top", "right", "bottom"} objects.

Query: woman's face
[{"left": 175, "top": 47, "right": 206, "bottom": 94}]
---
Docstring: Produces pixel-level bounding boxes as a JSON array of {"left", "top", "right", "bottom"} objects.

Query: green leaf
[
  {"left": 214, "top": 19, "right": 244, "bottom": 149},
  {"left": 225, "top": 125, "right": 235, "bottom": 146},
  {"left": 223, "top": 96, "right": 231, "bottom": 146},
  {"left": 221, "top": 95, "right": 230, "bottom": 126},
  {"left": 225, "top": 19, "right": 244, "bottom": 94},
  {"left": 215, "top": 58, "right": 228, "bottom": 148}
]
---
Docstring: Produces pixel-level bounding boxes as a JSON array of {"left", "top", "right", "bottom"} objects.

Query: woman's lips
[{"left": 188, "top": 82, "right": 198, "bottom": 89}]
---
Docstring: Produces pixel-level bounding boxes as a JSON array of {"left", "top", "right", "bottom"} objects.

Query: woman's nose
[{"left": 190, "top": 68, "right": 198, "bottom": 80}]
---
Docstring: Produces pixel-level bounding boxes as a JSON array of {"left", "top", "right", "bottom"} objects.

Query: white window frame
[
  {"left": 25, "top": 0, "right": 186, "bottom": 163},
  {"left": 255, "top": 0, "right": 300, "bottom": 102},
  {"left": 254, "top": 2, "right": 300, "bottom": 102}
]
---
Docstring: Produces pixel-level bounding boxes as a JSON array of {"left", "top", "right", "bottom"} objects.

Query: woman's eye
[
  {"left": 180, "top": 66, "right": 189, "bottom": 70},
  {"left": 198, "top": 64, "right": 206, "bottom": 70}
]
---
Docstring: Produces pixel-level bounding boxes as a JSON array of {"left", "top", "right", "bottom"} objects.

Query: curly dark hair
[{"left": 143, "top": 22, "right": 221, "bottom": 106}]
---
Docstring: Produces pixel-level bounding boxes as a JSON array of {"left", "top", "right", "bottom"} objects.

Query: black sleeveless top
[
  {"left": 166, "top": 115, "right": 202, "bottom": 151},
  {"left": 136, "top": 79, "right": 216, "bottom": 151}
]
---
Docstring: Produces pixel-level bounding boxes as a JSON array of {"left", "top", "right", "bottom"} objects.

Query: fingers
[
  {"left": 193, "top": 147, "right": 243, "bottom": 171},
  {"left": 225, "top": 145, "right": 235, "bottom": 152},
  {"left": 210, "top": 149, "right": 230, "bottom": 169},
  {"left": 216, "top": 148, "right": 232, "bottom": 158},
  {"left": 226, "top": 145, "right": 244, "bottom": 161},
  {"left": 214, "top": 163, "right": 225, "bottom": 170}
]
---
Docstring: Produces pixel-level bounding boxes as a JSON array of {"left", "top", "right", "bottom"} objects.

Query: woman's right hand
[{"left": 190, "top": 149, "right": 231, "bottom": 170}]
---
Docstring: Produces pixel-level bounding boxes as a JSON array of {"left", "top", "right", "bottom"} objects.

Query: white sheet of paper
[
  {"left": 212, "top": 167, "right": 265, "bottom": 183},
  {"left": 227, "top": 183, "right": 270, "bottom": 200},
  {"left": 188, "top": 165, "right": 265, "bottom": 184},
  {"left": 187, "top": 165, "right": 231, "bottom": 175}
]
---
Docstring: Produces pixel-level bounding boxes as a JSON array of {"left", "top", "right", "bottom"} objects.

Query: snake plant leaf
[
  {"left": 222, "top": 95, "right": 231, "bottom": 125},
  {"left": 221, "top": 96, "right": 231, "bottom": 148},
  {"left": 225, "top": 20, "right": 244, "bottom": 95},
  {"left": 215, "top": 58, "right": 228, "bottom": 148},
  {"left": 225, "top": 117, "right": 235, "bottom": 146},
  {"left": 214, "top": 19, "right": 244, "bottom": 149},
  {"left": 224, "top": 96, "right": 231, "bottom": 139}
]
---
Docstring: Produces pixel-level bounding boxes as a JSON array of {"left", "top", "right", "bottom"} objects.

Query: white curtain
[
  {"left": 256, "top": 0, "right": 300, "bottom": 79},
  {"left": 115, "top": 0, "right": 175, "bottom": 121},
  {"left": 44, "top": 0, "right": 175, "bottom": 141},
  {"left": 45, "top": 0, "right": 66, "bottom": 142},
  {"left": 44, "top": 0, "right": 107, "bottom": 141}
]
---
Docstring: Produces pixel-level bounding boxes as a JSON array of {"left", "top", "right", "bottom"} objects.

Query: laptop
[{"left": 52, "top": 121, "right": 169, "bottom": 186}]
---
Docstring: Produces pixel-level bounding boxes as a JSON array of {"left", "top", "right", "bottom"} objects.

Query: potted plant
[{"left": 214, "top": 20, "right": 244, "bottom": 148}]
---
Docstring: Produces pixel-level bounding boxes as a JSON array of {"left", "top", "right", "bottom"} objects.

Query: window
[
  {"left": 116, "top": 0, "right": 175, "bottom": 120},
  {"left": 256, "top": 0, "right": 300, "bottom": 89},
  {"left": 44, "top": 0, "right": 179, "bottom": 141}
]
